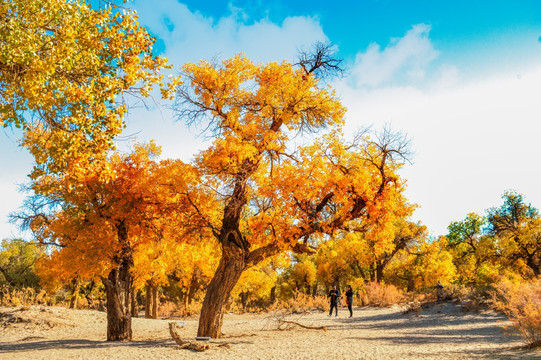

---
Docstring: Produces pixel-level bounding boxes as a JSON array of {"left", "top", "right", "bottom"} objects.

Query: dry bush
[
  {"left": 364, "top": 282, "right": 404, "bottom": 307},
  {"left": 0, "top": 286, "right": 49, "bottom": 306},
  {"left": 490, "top": 278, "right": 541, "bottom": 347},
  {"left": 444, "top": 284, "right": 492, "bottom": 312},
  {"left": 159, "top": 300, "right": 202, "bottom": 318},
  {"left": 270, "top": 291, "right": 327, "bottom": 313}
]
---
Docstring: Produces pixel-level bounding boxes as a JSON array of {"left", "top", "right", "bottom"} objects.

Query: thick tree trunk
[
  {"left": 196, "top": 160, "right": 254, "bottom": 338},
  {"left": 103, "top": 223, "right": 133, "bottom": 341},
  {"left": 197, "top": 243, "right": 246, "bottom": 338},
  {"left": 103, "top": 259, "right": 133, "bottom": 341}
]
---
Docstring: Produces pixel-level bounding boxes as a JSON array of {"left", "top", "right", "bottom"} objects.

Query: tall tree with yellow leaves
[{"left": 174, "top": 52, "right": 411, "bottom": 338}]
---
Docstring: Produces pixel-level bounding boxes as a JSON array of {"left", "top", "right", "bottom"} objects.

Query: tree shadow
[{"left": 0, "top": 338, "right": 175, "bottom": 354}]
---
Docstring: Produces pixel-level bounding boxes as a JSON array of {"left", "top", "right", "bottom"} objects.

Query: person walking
[
  {"left": 345, "top": 285, "right": 353, "bottom": 318},
  {"left": 328, "top": 285, "right": 340, "bottom": 317}
]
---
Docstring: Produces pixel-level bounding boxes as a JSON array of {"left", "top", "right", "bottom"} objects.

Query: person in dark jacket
[
  {"left": 345, "top": 285, "right": 354, "bottom": 317},
  {"left": 328, "top": 285, "right": 340, "bottom": 317}
]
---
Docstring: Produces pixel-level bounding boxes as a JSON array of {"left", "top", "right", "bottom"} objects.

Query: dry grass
[
  {"left": 363, "top": 282, "right": 404, "bottom": 307},
  {"left": 0, "top": 286, "right": 49, "bottom": 307},
  {"left": 269, "top": 291, "right": 328, "bottom": 313},
  {"left": 490, "top": 278, "right": 541, "bottom": 347},
  {"left": 159, "top": 300, "right": 202, "bottom": 318}
]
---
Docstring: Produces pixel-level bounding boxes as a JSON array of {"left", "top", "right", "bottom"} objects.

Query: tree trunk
[
  {"left": 187, "top": 269, "right": 200, "bottom": 305},
  {"left": 526, "top": 254, "right": 540, "bottom": 277},
  {"left": 240, "top": 291, "right": 249, "bottom": 312},
  {"left": 145, "top": 284, "right": 151, "bottom": 319},
  {"left": 151, "top": 285, "right": 158, "bottom": 319},
  {"left": 312, "top": 281, "right": 318, "bottom": 297},
  {"left": 376, "top": 261, "right": 384, "bottom": 283},
  {"left": 196, "top": 160, "right": 253, "bottom": 338},
  {"left": 270, "top": 286, "right": 276, "bottom": 303},
  {"left": 103, "top": 259, "right": 133, "bottom": 341},
  {"left": 131, "top": 286, "right": 138, "bottom": 318},
  {"left": 197, "top": 242, "right": 246, "bottom": 338},
  {"left": 69, "top": 278, "right": 79, "bottom": 309},
  {"left": 145, "top": 282, "right": 159, "bottom": 319},
  {"left": 103, "top": 223, "right": 133, "bottom": 341},
  {"left": 407, "top": 278, "right": 415, "bottom": 292}
]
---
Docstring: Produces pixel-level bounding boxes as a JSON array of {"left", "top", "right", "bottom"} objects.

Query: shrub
[
  {"left": 158, "top": 300, "right": 202, "bottom": 318},
  {"left": 364, "top": 282, "right": 404, "bottom": 307},
  {"left": 270, "top": 291, "right": 328, "bottom": 313},
  {"left": 491, "top": 278, "right": 541, "bottom": 347}
]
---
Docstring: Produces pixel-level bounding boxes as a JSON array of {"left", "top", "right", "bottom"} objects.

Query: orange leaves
[{"left": 180, "top": 55, "right": 345, "bottom": 179}]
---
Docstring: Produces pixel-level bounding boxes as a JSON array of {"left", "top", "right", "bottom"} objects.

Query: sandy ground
[{"left": 1, "top": 302, "right": 540, "bottom": 360}]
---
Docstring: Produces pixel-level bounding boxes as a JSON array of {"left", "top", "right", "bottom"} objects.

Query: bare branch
[{"left": 295, "top": 41, "right": 345, "bottom": 79}]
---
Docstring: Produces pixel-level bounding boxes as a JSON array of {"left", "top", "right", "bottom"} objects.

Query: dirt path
[{"left": 1, "top": 303, "right": 540, "bottom": 359}]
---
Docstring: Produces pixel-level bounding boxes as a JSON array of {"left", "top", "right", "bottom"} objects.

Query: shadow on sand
[{"left": 0, "top": 338, "right": 174, "bottom": 354}]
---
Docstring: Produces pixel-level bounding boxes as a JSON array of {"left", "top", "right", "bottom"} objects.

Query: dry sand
[{"left": 1, "top": 302, "right": 540, "bottom": 359}]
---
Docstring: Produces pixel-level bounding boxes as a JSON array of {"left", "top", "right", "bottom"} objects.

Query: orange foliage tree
[
  {"left": 173, "top": 54, "right": 412, "bottom": 338},
  {"left": 29, "top": 143, "right": 206, "bottom": 340}
]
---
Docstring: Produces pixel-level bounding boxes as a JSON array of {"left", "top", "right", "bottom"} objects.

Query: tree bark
[
  {"left": 69, "top": 278, "right": 79, "bottom": 309},
  {"left": 103, "top": 259, "right": 133, "bottom": 341},
  {"left": 103, "top": 223, "right": 133, "bottom": 341},
  {"left": 145, "top": 282, "right": 159, "bottom": 319},
  {"left": 240, "top": 291, "right": 249, "bottom": 312},
  {"left": 270, "top": 286, "right": 276, "bottom": 303},
  {"left": 131, "top": 286, "right": 138, "bottom": 318},
  {"left": 151, "top": 284, "right": 158, "bottom": 319},
  {"left": 376, "top": 261, "right": 384, "bottom": 283},
  {"left": 526, "top": 254, "right": 540, "bottom": 277},
  {"left": 187, "top": 269, "right": 201, "bottom": 305},
  {"left": 197, "top": 242, "right": 246, "bottom": 338},
  {"left": 145, "top": 284, "right": 151, "bottom": 319}
]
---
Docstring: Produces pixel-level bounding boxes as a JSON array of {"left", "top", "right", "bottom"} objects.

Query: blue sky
[{"left": 2, "top": 0, "right": 541, "bottom": 239}]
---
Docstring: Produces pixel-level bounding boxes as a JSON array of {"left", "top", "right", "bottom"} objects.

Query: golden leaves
[{"left": 2, "top": 0, "right": 170, "bottom": 179}]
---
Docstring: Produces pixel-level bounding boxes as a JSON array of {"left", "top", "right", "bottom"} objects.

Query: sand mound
[{"left": 0, "top": 306, "right": 77, "bottom": 330}]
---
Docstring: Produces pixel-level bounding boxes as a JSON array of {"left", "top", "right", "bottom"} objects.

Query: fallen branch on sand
[
  {"left": 168, "top": 322, "right": 210, "bottom": 351},
  {"left": 168, "top": 322, "right": 232, "bottom": 351},
  {"left": 263, "top": 310, "right": 326, "bottom": 332},
  {"left": 278, "top": 319, "right": 327, "bottom": 331}
]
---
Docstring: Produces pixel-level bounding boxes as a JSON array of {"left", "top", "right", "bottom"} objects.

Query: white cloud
[
  {"left": 339, "top": 63, "right": 541, "bottom": 236},
  {"left": 118, "top": 1, "right": 330, "bottom": 163},
  {"left": 132, "top": 0, "right": 327, "bottom": 65},
  {"left": 351, "top": 24, "right": 439, "bottom": 88}
]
